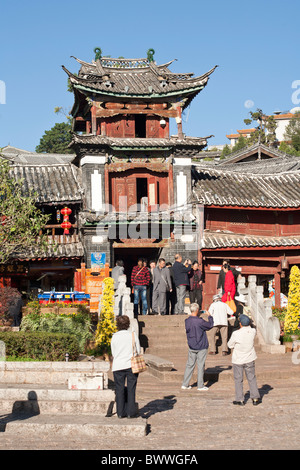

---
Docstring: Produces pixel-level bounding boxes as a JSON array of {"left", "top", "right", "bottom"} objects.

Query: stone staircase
[
  {"left": 139, "top": 314, "right": 188, "bottom": 357},
  {"left": 137, "top": 315, "right": 290, "bottom": 384},
  {"left": 0, "top": 361, "right": 147, "bottom": 437}
]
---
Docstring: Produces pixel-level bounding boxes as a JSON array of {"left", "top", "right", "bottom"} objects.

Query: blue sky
[{"left": 0, "top": 0, "right": 299, "bottom": 152}]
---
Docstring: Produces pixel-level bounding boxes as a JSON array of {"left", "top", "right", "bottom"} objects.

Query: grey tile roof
[
  {"left": 15, "top": 237, "right": 84, "bottom": 260},
  {"left": 203, "top": 230, "right": 300, "bottom": 249},
  {"left": 193, "top": 158, "right": 300, "bottom": 208},
  {"left": 9, "top": 163, "right": 83, "bottom": 204},
  {"left": 217, "top": 142, "right": 291, "bottom": 165},
  {"left": 70, "top": 133, "right": 210, "bottom": 151},
  {"left": 2, "top": 146, "right": 75, "bottom": 165},
  {"left": 63, "top": 57, "right": 217, "bottom": 104}
]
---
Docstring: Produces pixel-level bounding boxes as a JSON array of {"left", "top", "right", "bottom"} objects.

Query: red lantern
[
  {"left": 61, "top": 207, "right": 72, "bottom": 217},
  {"left": 61, "top": 220, "right": 72, "bottom": 234},
  {"left": 61, "top": 207, "right": 72, "bottom": 235}
]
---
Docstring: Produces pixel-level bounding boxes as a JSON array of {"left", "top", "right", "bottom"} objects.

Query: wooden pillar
[
  {"left": 86, "top": 121, "right": 91, "bottom": 134},
  {"left": 176, "top": 106, "right": 183, "bottom": 139},
  {"left": 91, "top": 106, "right": 97, "bottom": 135},
  {"left": 101, "top": 120, "right": 106, "bottom": 136},
  {"left": 81, "top": 263, "right": 86, "bottom": 292},
  {"left": 74, "top": 271, "right": 81, "bottom": 291},
  {"left": 168, "top": 163, "right": 174, "bottom": 207},
  {"left": 104, "top": 166, "right": 109, "bottom": 207},
  {"left": 274, "top": 271, "right": 281, "bottom": 308}
]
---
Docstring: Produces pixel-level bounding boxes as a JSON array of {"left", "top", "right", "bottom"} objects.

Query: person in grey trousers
[
  {"left": 152, "top": 258, "right": 172, "bottom": 315},
  {"left": 227, "top": 314, "right": 261, "bottom": 406},
  {"left": 172, "top": 254, "right": 192, "bottom": 315},
  {"left": 181, "top": 303, "right": 213, "bottom": 391}
]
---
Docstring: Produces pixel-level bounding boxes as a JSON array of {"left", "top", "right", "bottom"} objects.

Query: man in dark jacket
[
  {"left": 166, "top": 262, "right": 176, "bottom": 314},
  {"left": 181, "top": 303, "right": 213, "bottom": 391},
  {"left": 172, "top": 254, "right": 192, "bottom": 315}
]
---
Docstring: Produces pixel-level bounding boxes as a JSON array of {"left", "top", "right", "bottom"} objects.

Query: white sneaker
[
  {"left": 181, "top": 385, "right": 192, "bottom": 390},
  {"left": 197, "top": 386, "right": 209, "bottom": 391}
]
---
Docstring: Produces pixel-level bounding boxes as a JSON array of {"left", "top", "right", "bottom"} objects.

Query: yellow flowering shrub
[
  {"left": 284, "top": 265, "right": 300, "bottom": 334},
  {"left": 95, "top": 277, "right": 116, "bottom": 352}
]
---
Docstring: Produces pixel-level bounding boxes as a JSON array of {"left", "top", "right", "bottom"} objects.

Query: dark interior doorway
[
  {"left": 136, "top": 178, "right": 148, "bottom": 206},
  {"left": 135, "top": 115, "right": 146, "bottom": 137}
]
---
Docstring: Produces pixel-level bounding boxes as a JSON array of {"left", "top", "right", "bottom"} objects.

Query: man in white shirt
[
  {"left": 207, "top": 293, "right": 234, "bottom": 355},
  {"left": 227, "top": 314, "right": 261, "bottom": 406}
]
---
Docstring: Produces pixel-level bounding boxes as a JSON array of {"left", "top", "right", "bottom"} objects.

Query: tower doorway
[{"left": 135, "top": 115, "right": 146, "bottom": 137}]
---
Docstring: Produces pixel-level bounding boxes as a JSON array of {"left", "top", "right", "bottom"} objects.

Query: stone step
[
  {"left": 0, "top": 361, "right": 110, "bottom": 386},
  {"left": 139, "top": 315, "right": 187, "bottom": 326},
  {"left": 145, "top": 359, "right": 296, "bottom": 383},
  {"left": 144, "top": 346, "right": 188, "bottom": 356},
  {"left": 139, "top": 315, "right": 262, "bottom": 358},
  {"left": 0, "top": 385, "right": 115, "bottom": 415},
  {"left": 0, "top": 414, "right": 147, "bottom": 437}
]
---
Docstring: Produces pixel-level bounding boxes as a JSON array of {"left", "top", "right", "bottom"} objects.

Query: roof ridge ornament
[
  {"left": 147, "top": 48, "right": 155, "bottom": 62},
  {"left": 94, "top": 47, "right": 102, "bottom": 61}
]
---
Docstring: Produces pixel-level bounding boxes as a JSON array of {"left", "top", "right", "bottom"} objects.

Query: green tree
[
  {"left": 278, "top": 141, "right": 300, "bottom": 156},
  {"left": 283, "top": 111, "right": 300, "bottom": 153},
  {"left": 220, "top": 144, "right": 232, "bottom": 158},
  {"left": 0, "top": 157, "right": 50, "bottom": 264},
  {"left": 35, "top": 121, "right": 72, "bottom": 154},
  {"left": 231, "top": 135, "right": 248, "bottom": 153},
  {"left": 244, "top": 108, "right": 277, "bottom": 146}
]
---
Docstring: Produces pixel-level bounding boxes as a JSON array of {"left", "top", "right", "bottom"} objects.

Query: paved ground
[{"left": 0, "top": 350, "right": 299, "bottom": 451}]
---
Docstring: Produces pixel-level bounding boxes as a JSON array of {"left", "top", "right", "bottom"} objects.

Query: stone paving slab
[
  {"left": 0, "top": 352, "right": 299, "bottom": 450},
  {"left": 0, "top": 413, "right": 147, "bottom": 438}
]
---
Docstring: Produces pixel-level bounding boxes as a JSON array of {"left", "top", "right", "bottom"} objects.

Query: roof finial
[
  {"left": 147, "top": 48, "right": 155, "bottom": 62},
  {"left": 94, "top": 47, "right": 102, "bottom": 61}
]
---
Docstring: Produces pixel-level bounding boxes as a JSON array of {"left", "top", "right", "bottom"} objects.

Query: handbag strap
[{"left": 133, "top": 267, "right": 144, "bottom": 280}]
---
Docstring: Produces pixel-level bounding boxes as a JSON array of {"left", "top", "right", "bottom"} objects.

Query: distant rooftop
[{"left": 1, "top": 145, "right": 75, "bottom": 165}]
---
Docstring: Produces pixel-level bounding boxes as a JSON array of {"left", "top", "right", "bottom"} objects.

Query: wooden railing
[{"left": 45, "top": 233, "right": 80, "bottom": 245}]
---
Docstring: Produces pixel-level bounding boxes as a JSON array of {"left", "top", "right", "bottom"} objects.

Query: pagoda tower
[{"left": 63, "top": 49, "right": 217, "bottom": 271}]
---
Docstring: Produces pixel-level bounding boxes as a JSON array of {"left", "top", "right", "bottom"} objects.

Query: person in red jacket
[
  {"left": 131, "top": 258, "right": 151, "bottom": 316},
  {"left": 221, "top": 263, "right": 236, "bottom": 303}
]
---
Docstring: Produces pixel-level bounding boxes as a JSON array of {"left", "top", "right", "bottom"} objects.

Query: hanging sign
[{"left": 91, "top": 252, "right": 106, "bottom": 268}]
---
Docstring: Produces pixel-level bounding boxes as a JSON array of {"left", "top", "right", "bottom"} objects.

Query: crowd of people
[
  {"left": 110, "top": 256, "right": 261, "bottom": 414},
  {"left": 111, "top": 254, "right": 203, "bottom": 317}
]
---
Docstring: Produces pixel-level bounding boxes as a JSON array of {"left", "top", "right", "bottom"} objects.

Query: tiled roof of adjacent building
[
  {"left": 1, "top": 147, "right": 83, "bottom": 204},
  {"left": 10, "top": 163, "right": 83, "bottom": 204},
  {"left": 202, "top": 230, "right": 300, "bottom": 249},
  {"left": 193, "top": 154, "right": 300, "bottom": 208},
  {"left": 15, "top": 236, "right": 84, "bottom": 260}
]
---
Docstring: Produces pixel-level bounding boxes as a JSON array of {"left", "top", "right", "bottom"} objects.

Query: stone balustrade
[{"left": 237, "top": 275, "right": 285, "bottom": 354}]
